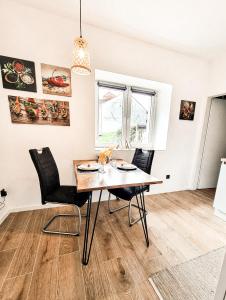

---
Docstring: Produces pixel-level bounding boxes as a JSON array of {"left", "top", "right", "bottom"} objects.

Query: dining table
[{"left": 73, "top": 159, "right": 162, "bottom": 265}]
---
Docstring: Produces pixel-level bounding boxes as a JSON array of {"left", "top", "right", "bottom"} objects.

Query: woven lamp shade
[{"left": 71, "top": 37, "right": 91, "bottom": 75}]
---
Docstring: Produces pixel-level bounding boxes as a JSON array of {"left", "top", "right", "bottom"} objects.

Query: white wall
[
  {"left": 0, "top": 1, "right": 209, "bottom": 218},
  {"left": 209, "top": 54, "right": 226, "bottom": 96},
  {"left": 198, "top": 98, "right": 226, "bottom": 189},
  {"left": 194, "top": 53, "right": 226, "bottom": 192}
]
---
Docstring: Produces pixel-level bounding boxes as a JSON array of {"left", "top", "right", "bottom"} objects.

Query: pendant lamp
[{"left": 71, "top": 0, "right": 91, "bottom": 75}]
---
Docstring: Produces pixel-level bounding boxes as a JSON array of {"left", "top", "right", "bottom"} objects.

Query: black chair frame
[
  {"left": 42, "top": 205, "right": 82, "bottom": 236},
  {"left": 108, "top": 148, "right": 154, "bottom": 226},
  {"left": 108, "top": 193, "right": 148, "bottom": 226},
  {"left": 29, "top": 147, "right": 89, "bottom": 237}
]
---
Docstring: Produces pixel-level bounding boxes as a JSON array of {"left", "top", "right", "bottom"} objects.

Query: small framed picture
[
  {"left": 41, "top": 63, "right": 72, "bottom": 97},
  {"left": 179, "top": 100, "right": 196, "bottom": 121},
  {"left": 0, "top": 55, "right": 37, "bottom": 92},
  {"left": 8, "top": 96, "right": 70, "bottom": 126}
]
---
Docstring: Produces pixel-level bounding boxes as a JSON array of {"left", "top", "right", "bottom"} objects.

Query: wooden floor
[{"left": 0, "top": 189, "right": 225, "bottom": 300}]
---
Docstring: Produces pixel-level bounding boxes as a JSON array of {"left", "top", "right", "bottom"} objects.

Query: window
[{"left": 96, "top": 81, "right": 156, "bottom": 148}]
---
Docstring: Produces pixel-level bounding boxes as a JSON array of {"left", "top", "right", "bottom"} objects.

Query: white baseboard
[
  {"left": 0, "top": 203, "right": 60, "bottom": 225},
  {"left": 214, "top": 209, "right": 226, "bottom": 222},
  {"left": 0, "top": 210, "right": 10, "bottom": 225},
  {"left": 9, "top": 203, "right": 60, "bottom": 213}
]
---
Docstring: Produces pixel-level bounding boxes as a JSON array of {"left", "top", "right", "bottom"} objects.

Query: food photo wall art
[
  {"left": 41, "top": 63, "right": 72, "bottom": 97},
  {"left": 179, "top": 100, "right": 196, "bottom": 121},
  {"left": 0, "top": 55, "right": 37, "bottom": 92},
  {"left": 8, "top": 96, "right": 70, "bottom": 126}
]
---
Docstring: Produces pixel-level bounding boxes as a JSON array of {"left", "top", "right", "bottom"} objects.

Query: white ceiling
[{"left": 13, "top": 0, "right": 226, "bottom": 60}]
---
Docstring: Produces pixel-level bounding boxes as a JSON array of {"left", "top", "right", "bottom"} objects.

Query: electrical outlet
[
  {"left": 166, "top": 175, "right": 170, "bottom": 179},
  {"left": 0, "top": 189, "right": 7, "bottom": 209},
  {"left": 0, "top": 189, "right": 7, "bottom": 197}
]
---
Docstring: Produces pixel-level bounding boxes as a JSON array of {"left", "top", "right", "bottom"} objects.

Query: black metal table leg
[
  {"left": 140, "top": 187, "right": 150, "bottom": 246},
  {"left": 135, "top": 187, "right": 149, "bottom": 247},
  {"left": 82, "top": 190, "right": 102, "bottom": 265}
]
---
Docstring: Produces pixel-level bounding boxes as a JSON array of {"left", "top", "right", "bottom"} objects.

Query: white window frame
[{"left": 95, "top": 80, "right": 156, "bottom": 149}]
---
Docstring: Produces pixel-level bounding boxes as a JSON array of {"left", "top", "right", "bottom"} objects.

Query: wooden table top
[{"left": 73, "top": 160, "right": 163, "bottom": 192}]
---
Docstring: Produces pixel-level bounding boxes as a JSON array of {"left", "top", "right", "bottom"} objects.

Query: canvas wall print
[
  {"left": 0, "top": 55, "right": 37, "bottom": 92},
  {"left": 41, "top": 63, "right": 72, "bottom": 97},
  {"left": 8, "top": 96, "right": 70, "bottom": 126},
  {"left": 179, "top": 100, "right": 196, "bottom": 121}
]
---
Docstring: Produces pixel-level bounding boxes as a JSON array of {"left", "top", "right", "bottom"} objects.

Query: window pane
[
  {"left": 129, "top": 92, "right": 152, "bottom": 146},
  {"left": 97, "top": 86, "right": 123, "bottom": 146}
]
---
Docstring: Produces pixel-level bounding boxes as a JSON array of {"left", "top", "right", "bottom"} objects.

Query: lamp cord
[
  {"left": 0, "top": 197, "right": 5, "bottom": 209},
  {"left": 80, "top": 0, "right": 82, "bottom": 38}
]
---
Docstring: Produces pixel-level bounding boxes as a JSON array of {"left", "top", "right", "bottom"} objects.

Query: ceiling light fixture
[{"left": 71, "top": 0, "right": 91, "bottom": 75}]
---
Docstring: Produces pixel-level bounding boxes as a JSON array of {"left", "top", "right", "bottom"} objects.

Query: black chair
[
  {"left": 108, "top": 148, "right": 154, "bottom": 226},
  {"left": 29, "top": 147, "right": 91, "bottom": 236}
]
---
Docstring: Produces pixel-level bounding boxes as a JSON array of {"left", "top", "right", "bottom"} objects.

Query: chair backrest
[
  {"left": 29, "top": 147, "right": 60, "bottom": 204},
  {"left": 132, "top": 148, "right": 155, "bottom": 174}
]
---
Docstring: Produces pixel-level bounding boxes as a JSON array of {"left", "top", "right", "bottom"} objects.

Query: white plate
[
  {"left": 117, "top": 163, "right": 137, "bottom": 171},
  {"left": 78, "top": 164, "right": 100, "bottom": 171}
]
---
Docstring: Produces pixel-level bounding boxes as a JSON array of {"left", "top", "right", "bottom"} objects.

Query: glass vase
[{"left": 99, "top": 162, "right": 106, "bottom": 173}]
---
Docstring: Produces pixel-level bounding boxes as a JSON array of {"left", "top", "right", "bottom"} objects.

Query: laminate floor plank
[
  {"left": 103, "top": 257, "right": 135, "bottom": 295},
  {"left": 0, "top": 273, "right": 32, "bottom": 300},
  {"left": 7, "top": 209, "right": 46, "bottom": 278},
  {"left": 127, "top": 280, "right": 159, "bottom": 300},
  {"left": 0, "top": 249, "right": 15, "bottom": 289},
  {"left": 57, "top": 252, "right": 85, "bottom": 300},
  {"left": 109, "top": 207, "right": 174, "bottom": 275},
  {"left": 0, "top": 211, "right": 32, "bottom": 252},
  {"left": 163, "top": 192, "right": 225, "bottom": 248},
  {"left": 174, "top": 191, "right": 226, "bottom": 235},
  {"left": 0, "top": 214, "right": 15, "bottom": 242},
  {"left": 107, "top": 215, "right": 149, "bottom": 284},
  {"left": 27, "top": 208, "right": 61, "bottom": 300},
  {"left": 58, "top": 206, "right": 79, "bottom": 256},
  {"left": 150, "top": 193, "right": 224, "bottom": 253},
  {"left": 28, "top": 257, "right": 58, "bottom": 300},
  {"left": 81, "top": 240, "right": 113, "bottom": 300},
  {"left": 95, "top": 218, "right": 122, "bottom": 262},
  {"left": 148, "top": 198, "right": 205, "bottom": 258},
  {"left": 108, "top": 213, "right": 164, "bottom": 279},
  {"left": 195, "top": 188, "right": 216, "bottom": 199}
]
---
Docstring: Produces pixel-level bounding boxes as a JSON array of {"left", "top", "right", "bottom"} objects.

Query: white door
[{"left": 198, "top": 98, "right": 226, "bottom": 189}]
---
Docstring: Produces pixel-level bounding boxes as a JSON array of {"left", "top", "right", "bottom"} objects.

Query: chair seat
[
  {"left": 46, "top": 185, "right": 90, "bottom": 207},
  {"left": 108, "top": 185, "right": 149, "bottom": 201}
]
